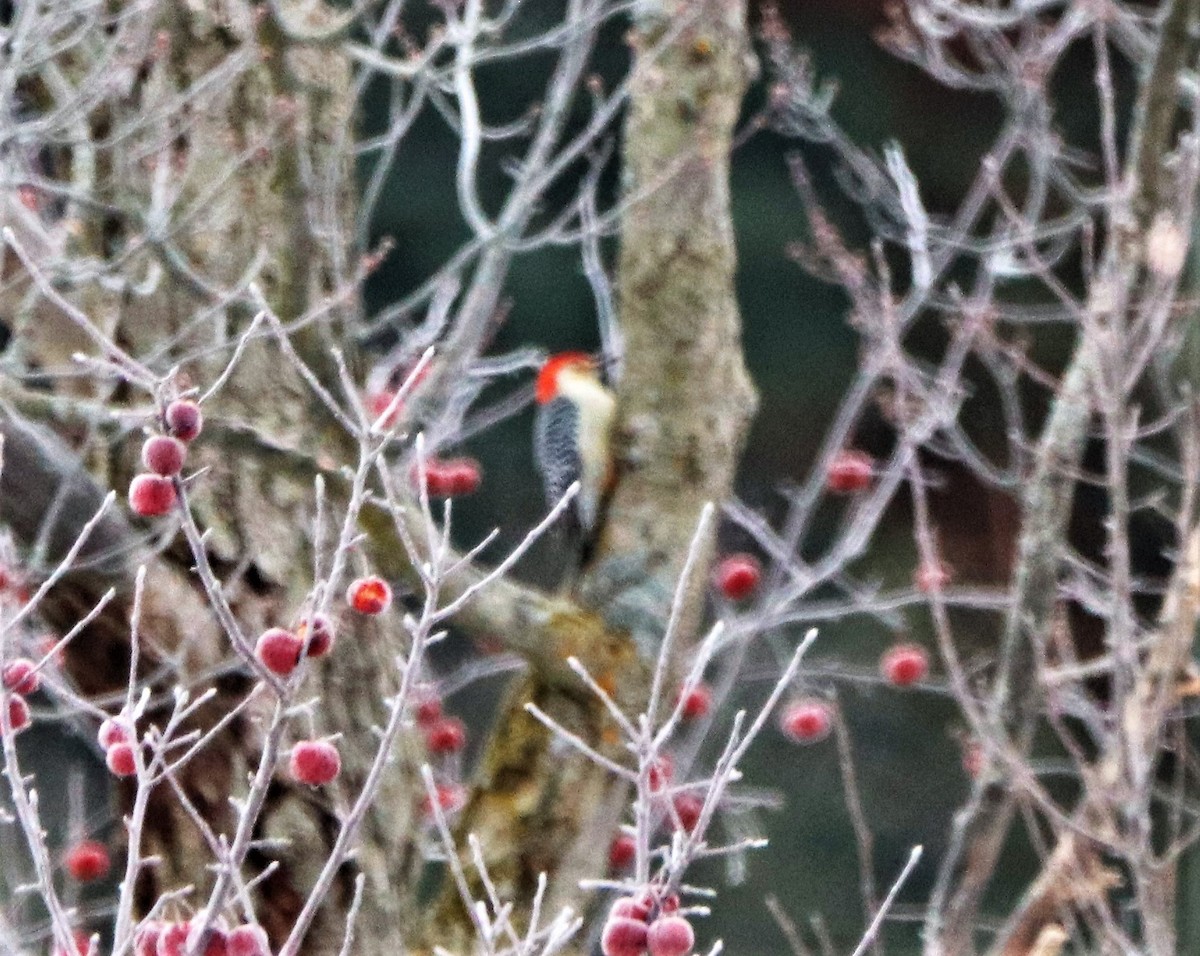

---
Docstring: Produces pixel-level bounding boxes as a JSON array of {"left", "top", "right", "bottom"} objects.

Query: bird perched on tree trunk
[{"left": 533, "top": 352, "right": 616, "bottom": 569}]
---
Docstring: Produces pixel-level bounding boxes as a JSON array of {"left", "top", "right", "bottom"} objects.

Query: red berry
[
  {"left": 444, "top": 457, "right": 482, "bottom": 496},
  {"left": 6, "top": 694, "right": 30, "bottom": 733},
  {"left": 142, "top": 435, "right": 186, "bottom": 477},
  {"left": 37, "top": 634, "right": 65, "bottom": 667},
  {"left": 647, "top": 916, "right": 694, "bottom": 956},
  {"left": 780, "top": 699, "right": 832, "bottom": 744},
  {"left": 608, "top": 834, "right": 636, "bottom": 871},
  {"left": 648, "top": 754, "right": 674, "bottom": 792},
  {"left": 347, "top": 576, "right": 391, "bottom": 615},
  {"left": 255, "top": 628, "right": 303, "bottom": 676},
  {"left": 677, "top": 682, "right": 712, "bottom": 720},
  {"left": 420, "top": 782, "right": 467, "bottom": 818},
  {"left": 881, "top": 643, "right": 929, "bottom": 687},
  {"left": 187, "top": 923, "right": 229, "bottom": 956},
  {"left": 165, "top": 400, "right": 203, "bottom": 442},
  {"left": 826, "top": 449, "right": 874, "bottom": 493},
  {"left": 962, "top": 739, "right": 984, "bottom": 778},
  {"left": 157, "top": 922, "right": 190, "bottom": 956},
  {"left": 424, "top": 716, "right": 466, "bottom": 754},
  {"left": 413, "top": 693, "right": 443, "bottom": 727},
  {"left": 135, "top": 922, "right": 164, "bottom": 956},
  {"left": 602, "top": 917, "right": 649, "bottom": 956},
  {"left": 914, "top": 561, "right": 951, "bottom": 594},
  {"left": 128, "top": 474, "right": 177, "bottom": 517},
  {"left": 64, "top": 840, "right": 110, "bottom": 882},
  {"left": 413, "top": 459, "right": 450, "bottom": 496},
  {"left": 713, "top": 553, "right": 761, "bottom": 601},
  {"left": 106, "top": 743, "right": 137, "bottom": 776},
  {"left": 2, "top": 658, "right": 39, "bottom": 695},
  {"left": 289, "top": 740, "right": 341, "bottom": 786},
  {"left": 296, "top": 614, "right": 335, "bottom": 658},
  {"left": 672, "top": 793, "right": 703, "bottom": 834},
  {"left": 412, "top": 456, "right": 482, "bottom": 497},
  {"left": 610, "top": 896, "right": 651, "bottom": 921},
  {"left": 367, "top": 390, "right": 403, "bottom": 428},
  {"left": 53, "top": 929, "right": 92, "bottom": 956},
  {"left": 226, "top": 925, "right": 270, "bottom": 956},
  {"left": 99, "top": 717, "right": 130, "bottom": 749}
]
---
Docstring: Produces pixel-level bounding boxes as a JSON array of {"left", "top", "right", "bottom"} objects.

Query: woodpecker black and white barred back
[{"left": 533, "top": 352, "right": 616, "bottom": 547}]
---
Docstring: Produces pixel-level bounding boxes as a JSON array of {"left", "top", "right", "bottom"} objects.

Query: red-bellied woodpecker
[{"left": 534, "top": 352, "right": 616, "bottom": 547}]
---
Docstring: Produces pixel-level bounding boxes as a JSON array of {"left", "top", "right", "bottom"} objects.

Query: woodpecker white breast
[{"left": 533, "top": 352, "right": 616, "bottom": 535}]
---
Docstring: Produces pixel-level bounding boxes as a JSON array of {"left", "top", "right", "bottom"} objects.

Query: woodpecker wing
[{"left": 534, "top": 396, "right": 583, "bottom": 514}]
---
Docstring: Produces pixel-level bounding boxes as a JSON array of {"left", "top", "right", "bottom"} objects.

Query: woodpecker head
[{"left": 536, "top": 352, "right": 598, "bottom": 404}]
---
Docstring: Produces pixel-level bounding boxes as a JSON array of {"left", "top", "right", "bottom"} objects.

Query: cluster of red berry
[
  {"left": 135, "top": 918, "right": 270, "bottom": 956},
  {"left": 607, "top": 757, "right": 689, "bottom": 873},
  {"left": 255, "top": 612, "right": 336, "bottom": 679},
  {"left": 99, "top": 717, "right": 136, "bottom": 776},
  {"left": 2, "top": 656, "right": 39, "bottom": 734},
  {"left": 602, "top": 893, "right": 695, "bottom": 956},
  {"left": 414, "top": 690, "right": 466, "bottom": 756},
  {"left": 128, "top": 399, "right": 202, "bottom": 518},
  {"left": 412, "top": 688, "right": 469, "bottom": 818},
  {"left": 248, "top": 577, "right": 401, "bottom": 786},
  {"left": 709, "top": 451, "right": 877, "bottom": 604},
  {"left": 775, "top": 643, "right": 931, "bottom": 747},
  {"left": 647, "top": 754, "right": 706, "bottom": 842}
]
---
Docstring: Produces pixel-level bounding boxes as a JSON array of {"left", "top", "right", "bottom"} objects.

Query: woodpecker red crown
[{"left": 536, "top": 352, "right": 595, "bottom": 404}]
